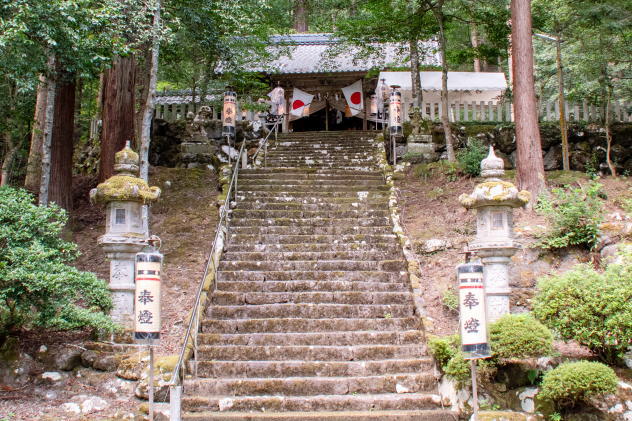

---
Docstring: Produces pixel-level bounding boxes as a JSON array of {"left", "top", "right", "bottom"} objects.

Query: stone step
[
  {"left": 262, "top": 161, "right": 376, "bottom": 167},
  {"left": 234, "top": 202, "right": 389, "bottom": 211},
  {"left": 191, "top": 358, "right": 432, "bottom": 380},
  {"left": 236, "top": 191, "right": 390, "bottom": 200},
  {"left": 217, "top": 260, "right": 407, "bottom": 272},
  {"left": 182, "top": 373, "right": 435, "bottom": 396},
  {"left": 264, "top": 155, "right": 374, "bottom": 161},
  {"left": 232, "top": 209, "right": 390, "bottom": 218},
  {"left": 197, "top": 331, "right": 424, "bottom": 347},
  {"left": 227, "top": 234, "right": 397, "bottom": 245},
  {"left": 211, "top": 291, "right": 412, "bottom": 306},
  {"left": 240, "top": 168, "right": 382, "bottom": 176},
  {"left": 239, "top": 175, "right": 384, "bottom": 183},
  {"left": 268, "top": 149, "right": 375, "bottom": 155},
  {"left": 221, "top": 250, "right": 397, "bottom": 262},
  {"left": 239, "top": 178, "right": 383, "bottom": 187},
  {"left": 237, "top": 184, "right": 389, "bottom": 193},
  {"left": 232, "top": 217, "right": 391, "bottom": 228},
  {"left": 235, "top": 197, "right": 389, "bottom": 207},
  {"left": 229, "top": 226, "right": 394, "bottom": 236},
  {"left": 182, "top": 409, "right": 455, "bottom": 421},
  {"left": 206, "top": 303, "right": 415, "bottom": 320},
  {"left": 216, "top": 270, "right": 405, "bottom": 283},
  {"left": 215, "top": 281, "right": 410, "bottom": 293},
  {"left": 201, "top": 317, "right": 421, "bottom": 334},
  {"left": 183, "top": 393, "right": 441, "bottom": 414},
  {"left": 226, "top": 242, "right": 401, "bottom": 253}
]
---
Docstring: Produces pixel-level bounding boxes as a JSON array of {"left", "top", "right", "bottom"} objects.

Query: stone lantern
[
  {"left": 459, "top": 147, "right": 530, "bottom": 322},
  {"left": 90, "top": 142, "right": 161, "bottom": 327}
]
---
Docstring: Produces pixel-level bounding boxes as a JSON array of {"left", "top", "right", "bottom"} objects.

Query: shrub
[
  {"left": 534, "top": 182, "right": 604, "bottom": 250},
  {"left": 456, "top": 138, "right": 488, "bottom": 177},
  {"left": 0, "top": 187, "right": 115, "bottom": 339},
  {"left": 441, "top": 288, "right": 459, "bottom": 312},
  {"left": 428, "top": 334, "right": 460, "bottom": 368},
  {"left": 489, "top": 314, "right": 553, "bottom": 359},
  {"left": 532, "top": 249, "right": 632, "bottom": 364},
  {"left": 539, "top": 361, "right": 618, "bottom": 408}
]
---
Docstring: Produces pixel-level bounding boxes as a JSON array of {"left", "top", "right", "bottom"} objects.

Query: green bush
[
  {"left": 534, "top": 182, "right": 604, "bottom": 250},
  {"left": 456, "top": 138, "right": 488, "bottom": 177},
  {"left": 428, "top": 334, "right": 460, "bottom": 368},
  {"left": 539, "top": 361, "right": 618, "bottom": 408},
  {"left": 0, "top": 187, "right": 115, "bottom": 338},
  {"left": 489, "top": 314, "right": 553, "bottom": 359},
  {"left": 533, "top": 249, "right": 632, "bottom": 364},
  {"left": 441, "top": 288, "right": 459, "bottom": 312}
]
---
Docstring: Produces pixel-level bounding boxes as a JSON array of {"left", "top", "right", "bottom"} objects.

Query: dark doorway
[{"left": 291, "top": 107, "right": 364, "bottom": 132}]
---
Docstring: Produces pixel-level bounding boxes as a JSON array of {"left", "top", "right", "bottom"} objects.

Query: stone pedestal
[
  {"left": 407, "top": 134, "right": 437, "bottom": 161},
  {"left": 102, "top": 242, "right": 145, "bottom": 327},
  {"left": 459, "top": 147, "right": 530, "bottom": 321}
]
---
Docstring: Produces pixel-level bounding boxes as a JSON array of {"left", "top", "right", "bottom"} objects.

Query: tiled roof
[{"left": 252, "top": 33, "right": 440, "bottom": 75}]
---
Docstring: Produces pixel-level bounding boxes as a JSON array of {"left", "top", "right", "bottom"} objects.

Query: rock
[
  {"left": 54, "top": 346, "right": 84, "bottom": 371},
  {"left": 474, "top": 411, "right": 544, "bottom": 421},
  {"left": 396, "top": 383, "right": 411, "bottom": 394},
  {"left": 414, "top": 238, "right": 453, "bottom": 254},
  {"left": 624, "top": 351, "right": 632, "bottom": 370},
  {"left": 81, "top": 350, "right": 98, "bottom": 368},
  {"left": 518, "top": 387, "right": 538, "bottom": 413},
  {"left": 41, "top": 371, "right": 63, "bottom": 382},
  {"left": 62, "top": 402, "right": 82, "bottom": 414},
  {"left": 93, "top": 354, "right": 120, "bottom": 372},
  {"left": 81, "top": 395, "right": 109, "bottom": 413},
  {"left": 117, "top": 353, "right": 148, "bottom": 381},
  {"left": 543, "top": 145, "right": 562, "bottom": 170}
]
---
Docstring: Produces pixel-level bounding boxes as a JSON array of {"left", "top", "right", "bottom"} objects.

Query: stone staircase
[{"left": 181, "top": 131, "right": 455, "bottom": 420}]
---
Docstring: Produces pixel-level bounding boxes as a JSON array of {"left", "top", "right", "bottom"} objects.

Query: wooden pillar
[
  {"left": 363, "top": 95, "right": 368, "bottom": 130},
  {"left": 325, "top": 100, "right": 329, "bottom": 132}
]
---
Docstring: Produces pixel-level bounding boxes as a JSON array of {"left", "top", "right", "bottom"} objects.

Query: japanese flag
[
  {"left": 342, "top": 80, "right": 363, "bottom": 116},
  {"left": 290, "top": 88, "right": 314, "bottom": 117}
]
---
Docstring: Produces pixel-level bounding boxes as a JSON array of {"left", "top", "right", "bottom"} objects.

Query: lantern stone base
[
  {"left": 407, "top": 134, "right": 437, "bottom": 161},
  {"left": 100, "top": 240, "right": 146, "bottom": 330},
  {"left": 477, "top": 251, "right": 517, "bottom": 322}
]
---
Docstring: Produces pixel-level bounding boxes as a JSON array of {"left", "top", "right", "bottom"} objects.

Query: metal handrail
[
  {"left": 169, "top": 140, "right": 247, "bottom": 417},
  {"left": 252, "top": 116, "right": 283, "bottom": 167}
]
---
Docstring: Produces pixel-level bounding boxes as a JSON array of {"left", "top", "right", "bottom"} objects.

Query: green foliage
[
  {"left": 532, "top": 249, "right": 632, "bottom": 364},
  {"left": 456, "top": 139, "right": 488, "bottom": 177},
  {"left": 428, "top": 334, "right": 460, "bottom": 368},
  {"left": 413, "top": 160, "right": 460, "bottom": 182},
  {"left": 539, "top": 361, "right": 618, "bottom": 408},
  {"left": 489, "top": 314, "right": 553, "bottom": 359},
  {"left": 441, "top": 288, "right": 459, "bottom": 312},
  {"left": 0, "top": 187, "right": 115, "bottom": 337},
  {"left": 534, "top": 182, "right": 604, "bottom": 250}
]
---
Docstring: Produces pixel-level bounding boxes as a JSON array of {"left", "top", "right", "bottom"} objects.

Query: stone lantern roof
[
  {"left": 459, "top": 146, "right": 530, "bottom": 209},
  {"left": 90, "top": 142, "right": 161, "bottom": 205}
]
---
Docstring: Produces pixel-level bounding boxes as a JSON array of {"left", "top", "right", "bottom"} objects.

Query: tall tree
[
  {"left": 98, "top": 57, "right": 137, "bottom": 182},
  {"left": 48, "top": 71, "right": 76, "bottom": 210},
  {"left": 24, "top": 78, "right": 48, "bottom": 191},
  {"left": 511, "top": 0, "right": 546, "bottom": 198},
  {"left": 293, "top": 0, "right": 309, "bottom": 32}
]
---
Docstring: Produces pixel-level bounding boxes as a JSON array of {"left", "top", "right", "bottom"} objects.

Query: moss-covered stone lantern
[
  {"left": 90, "top": 142, "right": 161, "bottom": 328},
  {"left": 459, "top": 147, "right": 530, "bottom": 322}
]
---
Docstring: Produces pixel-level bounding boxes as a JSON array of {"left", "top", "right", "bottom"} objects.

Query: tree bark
[
  {"left": 555, "top": 36, "right": 569, "bottom": 171},
  {"left": 470, "top": 23, "right": 482, "bottom": 72},
  {"left": 1, "top": 133, "right": 19, "bottom": 187},
  {"left": 433, "top": 8, "right": 455, "bottom": 162},
  {"left": 48, "top": 72, "right": 77, "bottom": 210},
  {"left": 39, "top": 56, "right": 57, "bottom": 206},
  {"left": 604, "top": 85, "right": 616, "bottom": 177},
  {"left": 409, "top": 39, "right": 423, "bottom": 109},
  {"left": 25, "top": 77, "right": 48, "bottom": 192},
  {"left": 511, "top": 0, "right": 546, "bottom": 199},
  {"left": 293, "top": 0, "right": 309, "bottom": 33},
  {"left": 98, "top": 56, "right": 136, "bottom": 182}
]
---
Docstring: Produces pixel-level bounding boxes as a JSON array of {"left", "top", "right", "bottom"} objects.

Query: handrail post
[{"left": 169, "top": 385, "right": 182, "bottom": 421}]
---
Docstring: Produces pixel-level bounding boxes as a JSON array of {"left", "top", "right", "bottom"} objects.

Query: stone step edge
[{"left": 181, "top": 409, "right": 456, "bottom": 420}]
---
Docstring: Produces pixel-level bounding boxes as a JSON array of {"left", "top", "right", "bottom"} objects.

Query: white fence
[{"left": 153, "top": 99, "right": 632, "bottom": 124}]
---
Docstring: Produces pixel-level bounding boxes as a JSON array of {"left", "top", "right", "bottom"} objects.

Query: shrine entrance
[{"left": 290, "top": 106, "right": 365, "bottom": 132}]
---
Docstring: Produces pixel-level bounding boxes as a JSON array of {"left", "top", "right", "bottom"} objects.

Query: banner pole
[{"left": 471, "top": 359, "right": 479, "bottom": 420}]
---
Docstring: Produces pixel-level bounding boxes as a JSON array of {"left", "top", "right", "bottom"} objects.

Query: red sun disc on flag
[
  {"left": 292, "top": 100, "right": 305, "bottom": 110},
  {"left": 350, "top": 92, "right": 361, "bottom": 105}
]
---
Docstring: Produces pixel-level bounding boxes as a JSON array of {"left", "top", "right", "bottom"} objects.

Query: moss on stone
[{"left": 93, "top": 175, "right": 161, "bottom": 204}]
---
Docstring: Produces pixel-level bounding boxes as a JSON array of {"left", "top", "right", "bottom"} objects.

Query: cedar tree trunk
[
  {"left": 25, "top": 77, "right": 48, "bottom": 192},
  {"left": 48, "top": 73, "right": 76, "bottom": 210},
  {"left": 99, "top": 56, "right": 136, "bottom": 182},
  {"left": 293, "top": 0, "right": 309, "bottom": 33},
  {"left": 511, "top": 0, "right": 546, "bottom": 199},
  {"left": 409, "top": 39, "right": 424, "bottom": 109},
  {"left": 434, "top": 8, "right": 455, "bottom": 162}
]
